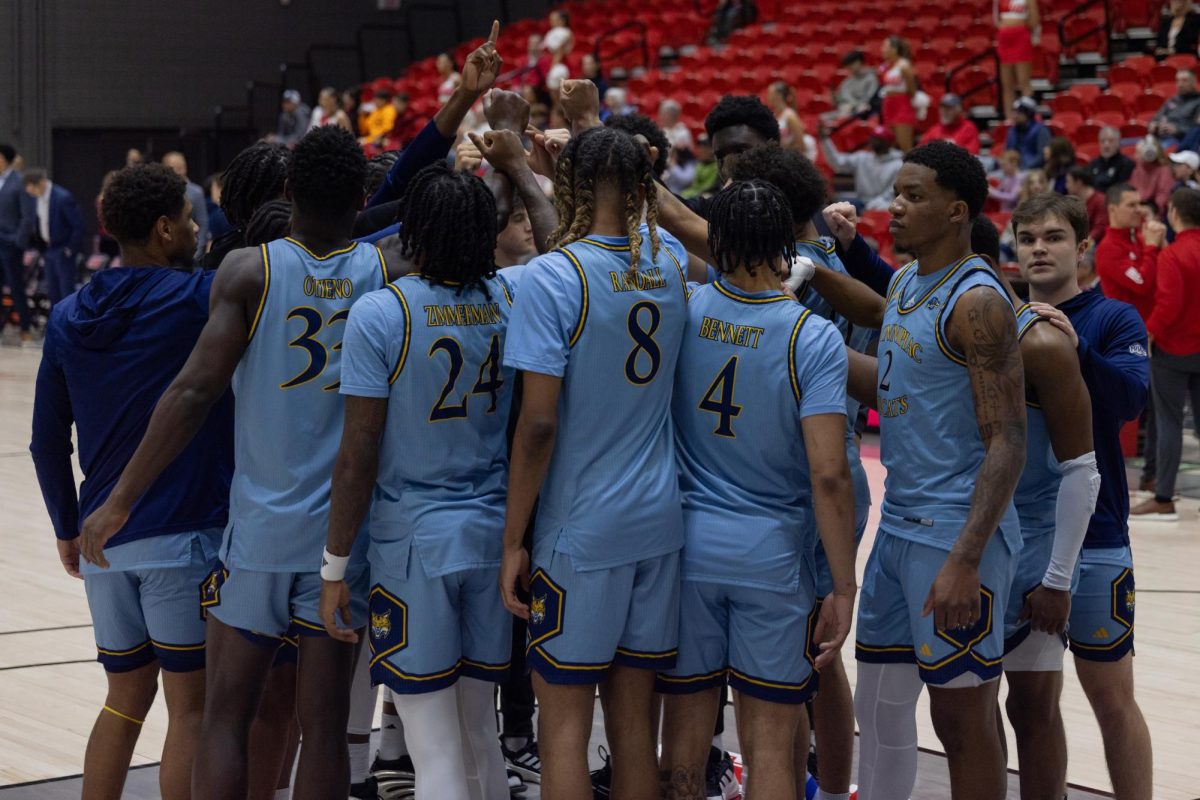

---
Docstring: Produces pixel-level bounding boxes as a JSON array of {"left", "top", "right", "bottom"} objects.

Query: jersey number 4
[
  {"left": 699, "top": 356, "right": 743, "bottom": 437},
  {"left": 428, "top": 335, "right": 504, "bottom": 421},
  {"left": 281, "top": 307, "right": 349, "bottom": 391}
]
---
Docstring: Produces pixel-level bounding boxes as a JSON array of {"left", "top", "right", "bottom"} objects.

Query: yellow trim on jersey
[
  {"left": 375, "top": 659, "right": 460, "bottom": 682},
  {"left": 1070, "top": 626, "right": 1134, "bottom": 652},
  {"left": 283, "top": 237, "right": 359, "bottom": 261},
  {"left": 855, "top": 642, "right": 915, "bottom": 655},
  {"left": 247, "top": 244, "right": 271, "bottom": 343},
  {"left": 579, "top": 237, "right": 631, "bottom": 252},
  {"left": 499, "top": 279, "right": 513, "bottom": 307},
  {"left": 656, "top": 669, "right": 726, "bottom": 684},
  {"left": 102, "top": 705, "right": 145, "bottom": 725},
  {"left": 375, "top": 245, "right": 389, "bottom": 283},
  {"left": 788, "top": 309, "right": 813, "bottom": 405},
  {"left": 386, "top": 283, "right": 412, "bottom": 384},
  {"left": 713, "top": 280, "right": 790, "bottom": 305},
  {"left": 662, "top": 245, "right": 689, "bottom": 304},
  {"left": 615, "top": 646, "right": 678, "bottom": 660},
  {"left": 150, "top": 641, "right": 205, "bottom": 652},
  {"left": 530, "top": 644, "right": 610, "bottom": 671},
  {"left": 728, "top": 667, "right": 815, "bottom": 691},
  {"left": 460, "top": 657, "right": 511, "bottom": 672},
  {"left": 558, "top": 247, "right": 589, "bottom": 348},
  {"left": 289, "top": 616, "right": 325, "bottom": 633},
  {"left": 97, "top": 641, "right": 151, "bottom": 657},
  {"left": 886, "top": 261, "right": 918, "bottom": 304},
  {"left": 895, "top": 254, "right": 979, "bottom": 315},
  {"left": 797, "top": 238, "right": 836, "bottom": 254}
]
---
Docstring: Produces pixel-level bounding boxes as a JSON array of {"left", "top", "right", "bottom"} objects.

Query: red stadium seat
[
  {"left": 1092, "top": 93, "right": 1128, "bottom": 114},
  {"left": 1106, "top": 64, "right": 1141, "bottom": 86},
  {"left": 1151, "top": 64, "right": 1179, "bottom": 84},
  {"left": 1121, "top": 121, "right": 1150, "bottom": 138},
  {"left": 1048, "top": 110, "right": 1085, "bottom": 134},
  {"left": 1137, "top": 92, "right": 1167, "bottom": 115},
  {"left": 1163, "top": 53, "right": 1200, "bottom": 71},
  {"left": 1120, "top": 54, "right": 1157, "bottom": 77},
  {"left": 1067, "top": 83, "right": 1103, "bottom": 106},
  {"left": 1091, "top": 110, "right": 1127, "bottom": 127},
  {"left": 1108, "top": 82, "right": 1146, "bottom": 106},
  {"left": 1075, "top": 121, "right": 1105, "bottom": 142},
  {"left": 1049, "top": 94, "right": 1085, "bottom": 115}
]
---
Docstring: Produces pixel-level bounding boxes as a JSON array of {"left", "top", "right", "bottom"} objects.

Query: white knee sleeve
[
  {"left": 347, "top": 646, "right": 379, "bottom": 736},
  {"left": 1003, "top": 631, "right": 1066, "bottom": 673},
  {"left": 457, "top": 678, "right": 509, "bottom": 800},
  {"left": 854, "top": 662, "right": 923, "bottom": 800},
  {"left": 397, "top": 686, "right": 471, "bottom": 800}
]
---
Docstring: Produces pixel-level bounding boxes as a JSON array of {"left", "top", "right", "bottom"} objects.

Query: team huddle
[{"left": 31, "top": 21, "right": 1158, "bottom": 800}]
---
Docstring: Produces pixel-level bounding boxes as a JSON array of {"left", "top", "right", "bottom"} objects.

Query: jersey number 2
[
  {"left": 281, "top": 307, "right": 349, "bottom": 391},
  {"left": 429, "top": 335, "right": 504, "bottom": 421},
  {"left": 879, "top": 350, "right": 893, "bottom": 392},
  {"left": 699, "top": 356, "right": 742, "bottom": 438}
]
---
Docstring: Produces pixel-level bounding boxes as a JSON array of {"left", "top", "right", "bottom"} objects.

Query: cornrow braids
[
  {"left": 245, "top": 199, "right": 292, "bottom": 247},
  {"left": 219, "top": 142, "right": 290, "bottom": 228},
  {"left": 549, "top": 126, "right": 660, "bottom": 271},
  {"left": 397, "top": 162, "right": 498, "bottom": 297},
  {"left": 707, "top": 179, "right": 797, "bottom": 276}
]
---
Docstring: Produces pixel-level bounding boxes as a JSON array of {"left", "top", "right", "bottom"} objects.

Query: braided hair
[
  {"left": 550, "top": 126, "right": 660, "bottom": 271},
  {"left": 706, "top": 179, "right": 797, "bottom": 277},
  {"left": 397, "top": 161, "right": 497, "bottom": 295},
  {"left": 219, "top": 142, "right": 290, "bottom": 228},
  {"left": 245, "top": 199, "right": 292, "bottom": 247}
]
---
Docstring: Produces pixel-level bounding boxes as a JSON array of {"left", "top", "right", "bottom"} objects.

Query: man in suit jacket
[
  {"left": 161, "top": 151, "right": 208, "bottom": 262},
  {"left": 23, "top": 169, "right": 84, "bottom": 304},
  {"left": 0, "top": 143, "right": 35, "bottom": 338}
]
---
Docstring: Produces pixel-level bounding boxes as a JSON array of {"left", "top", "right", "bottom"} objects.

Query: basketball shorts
[
  {"left": 1067, "top": 546, "right": 1135, "bottom": 662},
  {"left": 201, "top": 560, "right": 369, "bottom": 647},
  {"left": 815, "top": 499, "right": 871, "bottom": 598},
  {"left": 526, "top": 547, "right": 680, "bottom": 685},
  {"left": 1002, "top": 533, "right": 1082, "bottom": 671},
  {"left": 855, "top": 529, "right": 1015, "bottom": 686},
  {"left": 85, "top": 535, "right": 216, "bottom": 673},
  {"left": 997, "top": 25, "right": 1034, "bottom": 64},
  {"left": 657, "top": 562, "right": 819, "bottom": 704},
  {"left": 367, "top": 551, "right": 511, "bottom": 695}
]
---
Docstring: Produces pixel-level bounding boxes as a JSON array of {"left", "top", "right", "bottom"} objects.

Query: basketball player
[
  {"left": 1022, "top": 199, "right": 1154, "bottom": 800},
  {"left": 657, "top": 178, "right": 857, "bottom": 799},
  {"left": 80, "top": 126, "right": 394, "bottom": 799},
  {"left": 806, "top": 142, "right": 1027, "bottom": 800},
  {"left": 499, "top": 126, "right": 689, "bottom": 800},
  {"left": 31, "top": 164, "right": 224, "bottom": 800}
]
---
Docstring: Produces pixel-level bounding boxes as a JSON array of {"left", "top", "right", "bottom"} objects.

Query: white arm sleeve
[{"left": 1042, "top": 451, "right": 1101, "bottom": 591}]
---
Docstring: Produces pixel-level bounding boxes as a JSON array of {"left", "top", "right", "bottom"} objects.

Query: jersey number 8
[{"left": 625, "top": 301, "right": 662, "bottom": 385}]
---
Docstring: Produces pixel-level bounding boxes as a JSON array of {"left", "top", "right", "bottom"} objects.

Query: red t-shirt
[
  {"left": 1085, "top": 191, "right": 1108, "bottom": 242},
  {"left": 919, "top": 118, "right": 981, "bottom": 154},
  {"left": 1095, "top": 226, "right": 1159, "bottom": 320},
  {"left": 1146, "top": 228, "right": 1200, "bottom": 355}
]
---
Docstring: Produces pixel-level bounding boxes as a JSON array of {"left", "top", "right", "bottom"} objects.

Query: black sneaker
[
  {"left": 501, "top": 738, "right": 542, "bottom": 784},
  {"left": 704, "top": 746, "right": 740, "bottom": 800},
  {"left": 507, "top": 766, "right": 529, "bottom": 796},
  {"left": 349, "top": 775, "right": 380, "bottom": 799},
  {"left": 370, "top": 753, "right": 415, "bottom": 777},
  {"left": 589, "top": 746, "right": 612, "bottom": 799}
]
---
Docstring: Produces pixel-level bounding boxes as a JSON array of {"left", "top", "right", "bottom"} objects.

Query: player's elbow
[
  {"left": 519, "top": 414, "right": 558, "bottom": 449},
  {"left": 811, "top": 463, "right": 852, "bottom": 504}
]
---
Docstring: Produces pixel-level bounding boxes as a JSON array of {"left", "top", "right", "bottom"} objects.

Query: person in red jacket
[
  {"left": 1135, "top": 186, "right": 1200, "bottom": 521},
  {"left": 1095, "top": 182, "right": 1165, "bottom": 321},
  {"left": 919, "top": 94, "right": 981, "bottom": 154}
]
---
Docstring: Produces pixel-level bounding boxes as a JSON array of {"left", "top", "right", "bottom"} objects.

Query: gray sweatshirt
[{"left": 820, "top": 139, "right": 904, "bottom": 210}]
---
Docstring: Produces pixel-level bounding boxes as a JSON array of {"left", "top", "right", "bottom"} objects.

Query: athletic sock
[
  {"left": 816, "top": 791, "right": 850, "bottom": 800},
  {"left": 503, "top": 735, "right": 530, "bottom": 752},
  {"left": 379, "top": 711, "right": 408, "bottom": 760},
  {"left": 274, "top": 790, "right": 290, "bottom": 799},
  {"left": 349, "top": 741, "right": 370, "bottom": 784}
]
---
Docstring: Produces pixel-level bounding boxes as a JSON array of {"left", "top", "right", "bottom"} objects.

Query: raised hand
[
  {"left": 558, "top": 79, "right": 601, "bottom": 129},
  {"left": 485, "top": 88, "right": 531, "bottom": 134},
  {"left": 461, "top": 20, "right": 503, "bottom": 95},
  {"left": 469, "top": 130, "right": 530, "bottom": 177}
]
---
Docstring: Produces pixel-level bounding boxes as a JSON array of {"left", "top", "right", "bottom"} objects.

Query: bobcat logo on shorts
[
  {"left": 926, "top": 297, "right": 941, "bottom": 310},
  {"left": 1125, "top": 588, "right": 1135, "bottom": 611},
  {"left": 530, "top": 595, "right": 547, "bottom": 626},
  {"left": 371, "top": 610, "right": 392, "bottom": 640},
  {"left": 200, "top": 573, "right": 219, "bottom": 603}
]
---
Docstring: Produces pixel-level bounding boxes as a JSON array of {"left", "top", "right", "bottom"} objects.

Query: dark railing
[
  {"left": 593, "top": 20, "right": 650, "bottom": 73},
  {"left": 945, "top": 47, "right": 1002, "bottom": 111},
  {"left": 1058, "top": 0, "right": 1112, "bottom": 64}
]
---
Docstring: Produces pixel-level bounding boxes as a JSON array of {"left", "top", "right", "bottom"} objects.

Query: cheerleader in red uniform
[
  {"left": 997, "top": 0, "right": 1041, "bottom": 121},
  {"left": 878, "top": 36, "right": 917, "bottom": 151}
]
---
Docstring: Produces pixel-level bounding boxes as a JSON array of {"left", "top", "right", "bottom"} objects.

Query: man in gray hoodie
[{"left": 819, "top": 124, "right": 904, "bottom": 211}]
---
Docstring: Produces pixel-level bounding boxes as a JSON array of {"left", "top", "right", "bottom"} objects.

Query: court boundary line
[
  {"left": 0, "top": 658, "right": 94, "bottom": 672},
  {"left": 0, "top": 623, "right": 92, "bottom": 636}
]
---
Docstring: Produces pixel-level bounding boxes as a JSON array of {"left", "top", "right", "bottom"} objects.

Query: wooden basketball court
[{"left": 1, "top": 344, "right": 1197, "bottom": 798}]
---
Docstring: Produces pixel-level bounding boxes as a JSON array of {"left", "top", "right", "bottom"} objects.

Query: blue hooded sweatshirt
[{"left": 30, "top": 267, "right": 234, "bottom": 549}]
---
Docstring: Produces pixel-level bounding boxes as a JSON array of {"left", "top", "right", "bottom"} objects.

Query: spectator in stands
[
  {"left": 819, "top": 123, "right": 903, "bottom": 210},
  {"left": 202, "top": 172, "right": 233, "bottom": 241},
  {"left": 542, "top": 10, "right": 574, "bottom": 64},
  {"left": 436, "top": 53, "right": 461, "bottom": 104},
  {"left": 834, "top": 50, "right": 879, "bottom": 119},
  {"left": 359, "top": 89, "right": 397, "bottom": 146},
  {"left": 1151, "top": 0, "right": 1200, "bottom": 58},
  {"left": 682, "top": 134, "right": 720, "bottom": 199},
  {"left": 386, "top": 92, "right": 423, "bottom": 149},
  {"left": 1089, "top": 125, "right": 1135, "bottom": 192},
  {"left": 1096, "top": 182, "right": 1164, "bottom": 321},
  {"left": 768, "top": 82, "right": 809, "bottom": 154},
  {"left": 1149, "top": 69, "right": 1200, "bottom": 145},
  {"left": 1067, "top": 165, "right": 1109, "bottom": 242},
  {"left": 125, "top": 149, "right": 144, "bottom": 168},
  {"left": 990, "top": 150, "right": 1024, "bottom": 211},
  {"left": 308, "top": 87, "right": 353, "bottom": 133},
  {"left": 658, "top": 99, "right": 695, "bottom": 155},
  {"left": 878, "top": 36, "right": 917, "bottom": 151},
  {"left": 581, "top": 54, "right": 609, "bottom": 101},
  {"left": 1169, "top": 149, "right": 1200, "bottom": 189},
  {"left": 1005, "top": 96, "right": 1050, "bottom": 169},
  {"left": 602, "top": 87, "right": 635, "bottom": 121},
  {"left": 1132, "top": 136, "right": 1176, "bottom": 215},
  {"left": 160, "top": 151, "right": 208, "bottom": 263},
  {"left": 340, "top": 89, "right": 359, "bottom": 124},
  {"left": 272, "top": 90, "right": 311, "bottom": 147},
  {"left": 995, "top": 0, "right": 1040, "bottom": 121},
  {"left": 709, "top": 0, "right": 758, "bottom": 43},
  {"left": 919, "top": 94, "right": 980, "bottom": 154},
  {"left": 1000, "top": 169, "right": 1053, "bottom": 258},
  {"left": 1044, "top": 136, "right": 1076, "bottom": 193},
  {"left": 21, "top": 168, "right": 83, "bottom": 305},
  {"left": 1137, "top": 186, "right": 1200, "bottom": 520}
]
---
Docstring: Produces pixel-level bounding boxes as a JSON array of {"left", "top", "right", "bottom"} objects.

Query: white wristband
[
  {"left": 785, "top": 255, "right": 816, "bottom": 293},
  {"left": 320, "top": 548, "right": 349, "bottom": 581}
]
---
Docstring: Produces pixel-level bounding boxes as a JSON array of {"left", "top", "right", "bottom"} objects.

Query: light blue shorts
[
  {"left": 815, "top": 501, "right": 871, "bottom": 598},
  {"left": 657, "top": 562, "right": 819, "bottom": 704},
  {"left": 202, "top": 560, "right": 369, "bottom": 647},
  {"left": 367, "top": 550, "right": 511, "bottom": 695},
  {"left": 1067, "top": 546, "right": 1135, "bottom": 662},
  {"left": 526, "top": 547, "right": 680, "bottom": 685},
  {"left": 1003, "top": 533, "right": 1082, "bottom": 653},
  {"left": 85, "top": 533, "right": 218, "bottom": 673},
  {"left": 855, "top": 530, "right": 1015, "bottom": 685}
]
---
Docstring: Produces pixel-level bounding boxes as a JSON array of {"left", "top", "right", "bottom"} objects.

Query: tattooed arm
[
  {"left": 923, "top": 286, "right": 1026, "bottom": 632},
  {"left": 659, "top": 765, "right": 705, "bottom": 800}
]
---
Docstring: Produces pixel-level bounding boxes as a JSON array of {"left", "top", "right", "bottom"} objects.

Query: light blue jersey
[
  {"left": 504, "top": 230, "right": 689, "bottom": 570},
  {"left": 876, "top": 255, "right": 1021, "bottom": 552},
  {"left": 340, "top": 274, "right": 514, "bottom": 576},
  {"left": 673, "top": 281, "right": 847, "bottom": 591},
  {"left": 796, "top": 238, "right": 851, "bottom": 340},
  {"left": 1013, "top": 304, "right": 1061, "bottom": 540},
  {"left": 225, "top": 238, "right": 388, "bottom": 572}
]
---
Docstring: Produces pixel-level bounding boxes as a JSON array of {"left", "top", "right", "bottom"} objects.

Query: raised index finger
[{"left": 487, "top": 19, "right": 500, "bottom": 46}]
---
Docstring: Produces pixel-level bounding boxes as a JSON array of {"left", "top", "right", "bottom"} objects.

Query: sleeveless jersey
[
  {"left": 876, "top": 255, "right": 1021, "bottom": 552},
  {"left": 673, "top": 280, "right": 848, "bottom": 590},
  {"left": 339, "top": 274, "right": 514, "bottom": 577},
  {"left": 1013, "top": 304, "right": 1061, "bottom": 539},
  {"left": 225, "top": 237, "right": 388, "bottom": 571},
  {"left": 504, "top": 230, "right": 689, "bottom": 570}
]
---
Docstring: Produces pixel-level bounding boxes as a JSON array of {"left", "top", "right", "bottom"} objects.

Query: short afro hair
[
  {"left": 970, "top": 215, "right": 1001, "bottom": 267},
  {"left": 703, "top": 95, "right": 780, "bottom": 144},
  {"left": 729, "top": 144, "right": 827, "bottom": 224},
  {"left": 903, "top": 140, "right": 989, "bottom": 220},
  {"left": 605, "top": 113, "right": 671, "bottom": 175},
  {"left": 101, "top": 164, "right": 187, "bottom": 244},
  {"left": 288, "top": 126, "right": 367, "bottom": 218}
]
